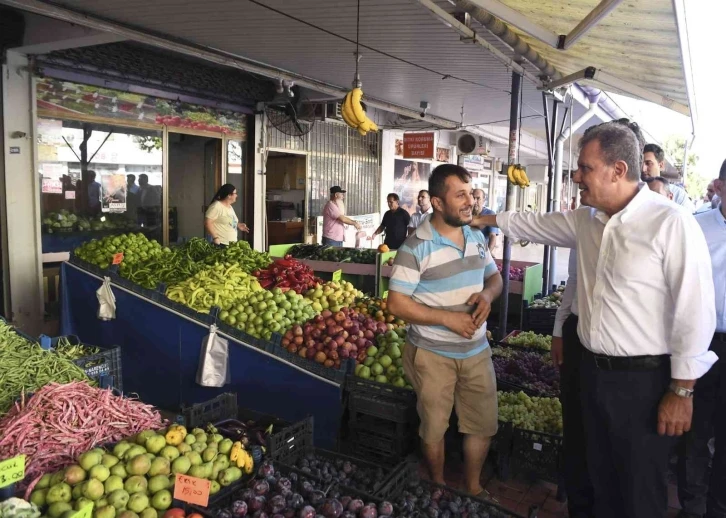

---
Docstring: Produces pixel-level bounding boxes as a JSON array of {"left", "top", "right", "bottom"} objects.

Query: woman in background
[{"left": 205, "top": 184, "right": 249, "bottom": 246}]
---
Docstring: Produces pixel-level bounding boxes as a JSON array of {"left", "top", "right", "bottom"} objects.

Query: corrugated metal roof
[
  {"left": 24, "top": 0, "right": 594, "bottom": 136},
  {"left": 479, "top": 0, "right": 689, "bottom": 106}
]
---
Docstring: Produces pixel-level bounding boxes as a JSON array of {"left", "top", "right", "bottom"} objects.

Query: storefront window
[
  {"left": 37, "top": 118, "right": 163, "bottom": 253},
  {"left": 493, "top": 176, "right": 508, "bottom": 213}
]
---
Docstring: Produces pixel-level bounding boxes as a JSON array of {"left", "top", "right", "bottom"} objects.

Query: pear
[
  {"left": 147, "top": 475, "right": 170, "bottom": 494},
  {"left": 127, "top": 493, "right": 149, "bottom": 514},
  {"left": 47, "top": 502, "right": 73, "bottom": 518},
  {"left": 72, "top": 484, "right": 84, "bottom": 500},
  {"left": 175, "top": 443, "right": 191, "bottom": 454},
  {"left": 145, "top": 435, "right": 166, "bottom": 454},
  {"left": 112, "top": 442, "right": 132, "bottom": 459},
  {"left": 210, "top": 481, "right": 221, "bottom": 495},
  {"left": 79, "top": 452, "right": 103, "bottom": 471},
  {"left": 126, "top": 455, "right": 151, "bottom": 476},
  {"left": 140, "top": 509, "right": 157, "bottom": 518},
  {"left": 218, "top": 467, "right": 242, "bottom": 487},
  {"left": 183, "top": 434, "right": 196, "bottom": 445},
  {"left": 82, "top": 479, "right": 105, "bottom": 501},
  {"left": 124, "top": 475, "right": 148, "bottom": 494},
  {"left": 210, "top": 433, "right": 223, "bottom": 444},
  {"left": 201, "top": 447, "right": 217, "bottom": 463},
  {"left": 102, "top": 454, "right": 120, "bottom": 469},
  {"left": 63, "top": 465, "right": 87, "bottom": 485},
  {"left": 123, "top": 446, "right": 147, "bottom": 461},
  {"left": 118, "top": 512, "right": 139, "bottom": 518},
  {"left": 50, "top": 471, "right": 66, "bottom": 486},
  {"left": 75, "top": 498, "right": 95, "bottom": 512},
  {"left": 171, "top": 456, "right": 191, "bottom": 475},
  {"left": 158, "top": 447, "right": 179, "bottom": 462},
  {"left": 218, "top": 439, "right": 233, "bottom": 455},
  {"left": 104, "top": 475, "right": 125, "bottom": 494},
  {"left": 107, "top": 489, "right": 130, "bottom": 510},
  {"left": 193, "top": 432, "right": 208, "bottom": 444},
  {"left": 90, "top": 465, "right": 110, "bottom": 482},
  {"left": 35, "top": 473, "right": 53, "bottom": 489},
  {"left": 183, "top": 451, "right": 202, "bottom": 466},
  {"left": 94, "top": 505, "right": 117, "bottom": 518},
  {"left": 46, "top": 482, "right": 72, "bottom": 504},
  {"left": 148, "top": 457, "right": 170, "bottom": 477},
  {"left": 150, "top": 490, "right": 172, "bottom": 511},
  {"left": 135, "top": 430, "right": 156, "bottom": 446},
  {"left": 191, "top": 442, "right": 206, "bottom": 454},
  {"left": 96, "top": 499, "right": 108, "bottom": 508},
  {"left": 29, "top": 489, "right": 48, "bottom": 507},
  {"left": 110, "top": 464, "right": 128, "bottom": 479}
]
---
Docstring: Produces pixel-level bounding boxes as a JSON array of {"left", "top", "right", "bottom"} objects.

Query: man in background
[
  {"left": 645, "top": 176, "right": 673, "bottom": 200},
  {"left": 472, "top": 188, "right": 499, "bottom": 252},
  {"left": 322, "top": 186, "right": 361, "bottom": 246},
  {"left": 137, "top": 174, "right": 162, "bottom": 226},
  {"left": 370, "top": 193, "right": 410, "bottom": 250},
  {"left": 86, "top": 170, "right": 102, "bottom": 216},
  {"left": 678, "top": 161, "right": 726, "bottom": 518},
  {"left": 642, "top": 143, "right": 695, "bottom": 212},
  {"left": 408, "top": 189, "right": 432, "bottom": 235}
]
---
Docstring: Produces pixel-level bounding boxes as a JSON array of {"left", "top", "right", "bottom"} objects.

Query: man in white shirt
[
  {"left": 407, "top": 189, "right": 433, "bottom": 236},
  {"left": 642, "top": 143, "right": 695, "bottom": 212},
  {"left": 474, "top": 121, "right": 717, "bottom": 518},
  {"left": 678, "top": 163, "right": 726, "bottom": 518}
]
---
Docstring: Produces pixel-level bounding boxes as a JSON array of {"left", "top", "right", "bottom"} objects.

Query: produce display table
[{"left": 59, "top": 261, "right": 342, "bottom": 449}]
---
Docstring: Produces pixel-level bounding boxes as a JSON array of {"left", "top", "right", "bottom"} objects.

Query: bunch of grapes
[
  {"left": 506, "top": 331, "right": 552, "bottom": 351},
  {"left": 493, "top": 350, "right": 560, "bottom": 396},
  {"left": 498, "top": 391, "right": 563, "bottom": 435}
]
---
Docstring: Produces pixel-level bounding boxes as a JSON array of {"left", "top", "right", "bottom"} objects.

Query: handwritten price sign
[
  {"left": 0, "top": 455, "right": 25, "bottom": 488},
  {"left": 174, "top": 473, "right": 210, "bottom": 507},
  {"left": 332, "top": 269, "right": 342, "bottom": 282},
  {"left": 112, "top": 253, "right": 124, "bottom": 265},
  {"left": 69, "top": 503, "right": 93, "bottom": 518}
]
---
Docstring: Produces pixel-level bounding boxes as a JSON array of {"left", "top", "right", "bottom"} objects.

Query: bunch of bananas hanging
[
  {"left": 507, "top": 164, "right": 530, "bottom": 187},
  {"left": 341, "top": 87, "right": 379, "bottom": 136}
]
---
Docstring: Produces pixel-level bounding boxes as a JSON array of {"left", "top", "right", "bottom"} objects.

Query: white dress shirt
[
  {"left": 497, "top": 186, "right": 717, "bottom": 379},
  {"left": 408, "top": 207, "right": 433, "bottom": 230},
  {"left": 553, "top": 250, "right": 578, "bottom": 338},
  {"left": 671, "top": 184, "right": 696, "bottom": 213},
  {"left": 695, "top": 206, "right": 726, "bottom": 333}
]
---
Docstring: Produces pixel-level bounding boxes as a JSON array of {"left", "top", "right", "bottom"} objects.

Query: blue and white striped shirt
[{"left": 390, "top": 217, "right": 499, "bottom": 358}]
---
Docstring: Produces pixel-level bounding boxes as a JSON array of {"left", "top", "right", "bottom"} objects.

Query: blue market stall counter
[{"left": 59, "top": 261, "right": 343, "bottom": 449}]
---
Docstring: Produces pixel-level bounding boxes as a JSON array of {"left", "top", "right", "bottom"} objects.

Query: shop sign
[
  {"left": 42, "top": 178, "right": 63, "bottom": 194},
  {"left": 403, "top": 133, "right": 435, "bottom": 159}
]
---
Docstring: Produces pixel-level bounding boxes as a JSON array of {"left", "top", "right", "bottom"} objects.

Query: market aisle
[{"left": 417, "top": 459, "right": 684, "bottom": 517}]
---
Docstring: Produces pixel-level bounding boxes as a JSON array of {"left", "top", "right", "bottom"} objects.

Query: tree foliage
[{"left": 664, "top": 136, "right": 708, "bottom": 201}]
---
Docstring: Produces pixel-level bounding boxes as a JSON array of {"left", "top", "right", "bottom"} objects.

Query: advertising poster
[
  {"left": 316, "top": 213, "right": 381, "bottom": 248},
  {"left": 101, "top": 173, "right": 127, "bottom": 212},
  {"left": 393, "top": 159, "right": 431, "bottom": 215}
]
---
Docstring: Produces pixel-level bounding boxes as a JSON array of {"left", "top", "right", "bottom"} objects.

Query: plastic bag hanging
[
  {"left": 196, "top": 324, "right": 231, "bottom": 387},
  {"left": 96, "top": 277, "right": 116, "bottom": 321}
]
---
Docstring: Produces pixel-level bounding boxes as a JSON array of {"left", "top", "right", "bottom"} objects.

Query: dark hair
[
  {"left": 645, "top": 176, "right": 670, "bottom": 189},
  {"left": 720, "top": 159, "right": 726, "bottom": 181},
  {"left": 127, "top": 174, "right": 136, "bottom": 182},
  {"left": 139, "top": 174, "right": 149, "bottom": 182},
  {"left": 418, "top": 190, "right": 429, "bottom": 197},
  {"left": 429, "top": 164, "right": 471, "bottom": 199},
  {"left": 212, "top": 183, "right": 237, "bottom": 204},
  {"left": 644, "top": 143, "right": 665, "bottom": 163},
  {"left": 387, "top": 193, "right": 400, "bottom": 202},
  {"left": 87, "top": 170, "right": 96, "bottom": 180},
  {"left": 579, "top": 122, "right": 641, "bottom": 182},
  {"left": 614, "top": 118, "right": 646, "bottom": 151}
]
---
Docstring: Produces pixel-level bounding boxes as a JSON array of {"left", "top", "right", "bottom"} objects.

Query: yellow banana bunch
[
  {"left": 229, "top": 441, "right": 254, "bottom": 474},
  {"left": 506, "top": 164, "right": 530, "bottom": 188},
  {"left": 341, "top": 88, "right": 378, "bottom": 136}
]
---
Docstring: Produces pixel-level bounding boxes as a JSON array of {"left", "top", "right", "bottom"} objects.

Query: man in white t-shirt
[
  {"left": 642, "top": 143, "right": 695, "bottom": 212},
  {"left": 408, "top": 189, "right": 433, "bottom": 236}
]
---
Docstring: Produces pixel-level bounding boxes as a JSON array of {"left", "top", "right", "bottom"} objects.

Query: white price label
[{"left": 533, "top": 443, "right": 542, "bottom": 451}]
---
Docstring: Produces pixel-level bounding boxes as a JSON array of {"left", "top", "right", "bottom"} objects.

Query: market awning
[{"left": 453, "top": 0, "right": 695, "bottom": 120}]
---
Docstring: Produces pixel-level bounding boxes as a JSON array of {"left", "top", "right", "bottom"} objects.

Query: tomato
[{"left": 164, "top": 509, "right": 185, "bottom": 518}]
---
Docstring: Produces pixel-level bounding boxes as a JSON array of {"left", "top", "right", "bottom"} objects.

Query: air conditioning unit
[
  {"left": 456, "top": 132, "right": 491, "bottom": 155},
  {"left": 325, "top": 102, "right": 344, "bottom": 122}
]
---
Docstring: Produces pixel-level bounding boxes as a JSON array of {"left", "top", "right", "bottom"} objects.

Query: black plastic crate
[
  {"left": 510, "top": 427, "right": 562, "bottom": 484},
  {"left": 344, "top": 423, "right": 417, "bottom": 465},
  {"left": 345, "top": 375, "right": 416, "bottom": 404},
  {"left": 264, "top": 341, "right": 353, "bottom": 385},
  {"left": 47, "top": 335, "right": 122, "bottom": 391},
  {"left": 347, "top": 391, "right": 418, "bottom": 425},
  {"left": 521, "top": 302, "right": 558, "bottom": 336},
  {"left": 182, "top": 393, "right": 314, "bottom": 461},
  {"left": 376, "top": 462, "right": 534, "bottom": 518}
]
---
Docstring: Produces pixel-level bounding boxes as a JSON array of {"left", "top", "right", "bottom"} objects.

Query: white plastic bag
[
  {"left": 96, "top": 277, "right": 116, "bottom": 321},
  {"left": 196, "top": 324, "right": 230, "bottom": 387}
]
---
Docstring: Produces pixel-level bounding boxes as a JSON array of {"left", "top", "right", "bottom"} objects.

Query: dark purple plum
[
  {"left": 252, "top": 512, "right": 269, "bottom": 518},
  {"left": 426, "top": 507, "right": 439, "bottom": 518},
  {"left": 254, "top": 480, "right": 270, "bottom": 496},
  {"left": 249, "top": 496, "right": 267, "bottom": 513},
  {"left": 342, "top": 462, "right": 353, "bottom": 475},
  {"left": 268, "top": 495, "right": 286, "bottom": 515},
  {"left": 288, "top": 493, "right": 304, "bottom": 510},
  {"left": 320, "top": 499, "right": 343, "bottom": 518},
  {"left": 340, "top": 513, "right": 356, "bottom": 518},
  {"left": 359, "top": 505, "right": 377, "bottom": 518},
  {"left": 298, "top": 506, "right": 316, "bottom": 518},
  {"left": 340, "top": 497, "right": 351, "bottom": 509},
  {"left": 218, "top": 511, "right": 233, "bottom": 518},
  {"left": 258, "top": 461, "right": 275, "bottom": 478},
  {"left": 347, "top": 499, "right": 364, "bottom": 514},
  {"left": 308, "top": 490, "right": 325, "bottom": 507},
  {"left": 231, "top": 500, "right": 249, "bottom": 518},
  {"left": 431, "top": 489, "right": 443, "bottom": 501},
  {"left": 283, "top": 511, "right": 295, "bottom": 518},
  {"left": 378, "top": 502, "right": 393, "bottom": 516},
  {"left": 277, "top": 478, "right": 292, "bottom": 493}
]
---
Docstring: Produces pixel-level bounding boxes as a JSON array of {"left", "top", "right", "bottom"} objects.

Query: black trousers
[
  {"left": 678, "top": 338, "right": 726, "bottom": 518},
  {"left": 560, "top": 314, "right": 595, "bottom": 518},
  {"left": 580, "top": 348, "right": 674, "bottom": 518}
]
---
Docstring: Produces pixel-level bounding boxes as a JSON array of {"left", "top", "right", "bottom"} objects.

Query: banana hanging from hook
[
  {"left": 505, "top": 164, "right": 530, "bottom": 188},
  {"left": 341, "top": 87, "right": 378, "bottom": 136}
]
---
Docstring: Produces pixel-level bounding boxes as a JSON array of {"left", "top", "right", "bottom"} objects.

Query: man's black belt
[
  {"left": 714, "top": 332, "right": 726, "bottom": 343},
  {"left": 582, "top": 347, "right": 669, "bottom": 371}
]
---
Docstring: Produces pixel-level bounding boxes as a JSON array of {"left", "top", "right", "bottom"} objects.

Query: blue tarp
[{"left": 59, "top": 261, "right": 342, "bottom": 448}]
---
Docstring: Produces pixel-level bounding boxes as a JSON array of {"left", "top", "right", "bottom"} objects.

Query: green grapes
[
  {"left": 498, "top": 390, "right": 563, "bottom": 435},
  {"left": 506, "top": 331, "right": 552, "bottom": 351}
]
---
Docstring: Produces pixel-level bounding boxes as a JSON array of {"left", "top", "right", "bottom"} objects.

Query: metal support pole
[
  {"left": 498, "top": 69, "right": 522, "bottom": 340},
  {"left": 541, "top": 95, "right": 559, "bottom": 295}
]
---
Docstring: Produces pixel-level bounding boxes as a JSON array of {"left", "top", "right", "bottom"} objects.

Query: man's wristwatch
[{"left": 669, "top": 383, "right": 694, "bottom": 398}]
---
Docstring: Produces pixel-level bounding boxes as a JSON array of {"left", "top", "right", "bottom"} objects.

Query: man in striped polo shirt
[{"left": 387, "top": 164, "right": 503, "bottom": 495}]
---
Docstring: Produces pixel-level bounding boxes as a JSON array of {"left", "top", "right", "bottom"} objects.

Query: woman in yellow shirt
[{"left": 204, "top": 184, "right": 249, "bottom": 245}]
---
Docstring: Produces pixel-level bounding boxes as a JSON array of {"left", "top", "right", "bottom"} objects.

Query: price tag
[
  {"left": 0, "top": 455, "right": 25, "bottom": 488},
  {"left": 174, "top": 473, "right": 211, "bottom": 507},
  {"left": 382, "top": 291, "right": 389, "bottom": 299},
  {"left": 533, "top": 443, "right": 542, "bottom": 452},
  {"left": 112, "top": 253, "right": 124, "bottom": 265},
  {"left": 70, "top": 503, "right": 93, "bottom": 518},
  {"left": 332, "top": 269, "right": 342, "bottom": 282}
]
